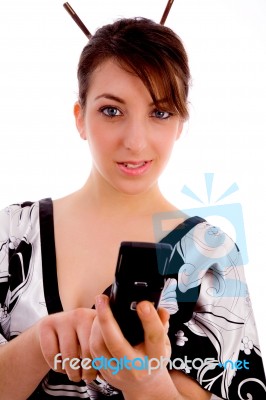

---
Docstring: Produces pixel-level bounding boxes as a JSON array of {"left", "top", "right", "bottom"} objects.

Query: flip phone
[{"left": 109, "top": 241, "right": 172, "bottom": 346}]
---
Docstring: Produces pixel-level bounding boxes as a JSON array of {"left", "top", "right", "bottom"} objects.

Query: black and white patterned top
[{"left": 0, "top": 198, "right": 265, "bottom": 399}]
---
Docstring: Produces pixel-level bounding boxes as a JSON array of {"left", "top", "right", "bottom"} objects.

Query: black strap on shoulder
[
  {"left": 39, "top": 198, "right": 63, "bottom": 314},
  {"left": 159, "top": 215, "right": 206, "bottom": 247}
]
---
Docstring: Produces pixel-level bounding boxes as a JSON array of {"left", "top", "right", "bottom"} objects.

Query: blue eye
[
  {"left": 100, "top": 107, "right": 122, "bottom": 117},
  {"left": 152, "top": 110, "right": 171, "bottom": 119}
]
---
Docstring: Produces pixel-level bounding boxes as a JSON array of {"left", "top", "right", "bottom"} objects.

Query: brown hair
[{"left": 77, "top": 17, "right": 190, "bottom": 120}]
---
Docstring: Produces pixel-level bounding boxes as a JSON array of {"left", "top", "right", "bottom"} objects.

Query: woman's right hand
[{"left": 37, "top": 308, "right": 97, "bottom": 383}]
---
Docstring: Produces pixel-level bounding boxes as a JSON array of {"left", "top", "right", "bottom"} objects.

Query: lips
[
  {"left": 120, "top": 161, "right": 147, "bottom": 169},
  {"left": 116, "top": 160, "right": 152, "bottom": 176}
]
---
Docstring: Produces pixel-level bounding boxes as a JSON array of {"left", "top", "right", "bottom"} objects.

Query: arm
[
  {"left": 169, "top": 370, "right": 211, "bottom": 400},
  {"left": 0, "top": 323, "right": 49, "bottom": 400},
  {"left": 123, "top": 371, "right": 211, "bottom": 400}
]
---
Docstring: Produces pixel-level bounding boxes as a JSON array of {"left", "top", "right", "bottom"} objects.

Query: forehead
[
  {"left": 87, "top": 59, "right": 153, "bottom": 101},
  {"left": 91, "top": 59, "right": 132, "bottom": 81}
]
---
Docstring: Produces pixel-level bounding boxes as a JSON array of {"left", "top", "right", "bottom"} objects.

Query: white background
[{"left": 0, "top": 0, "right": 266, "bottom": 356}]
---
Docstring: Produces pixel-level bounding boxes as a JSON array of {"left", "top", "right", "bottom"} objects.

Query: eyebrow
[
  {"left": 94, "top": 93, "right": 169, "bottom": 107},
  {"left": 94, "top": 94, "right": 126, "bottom": 104}
]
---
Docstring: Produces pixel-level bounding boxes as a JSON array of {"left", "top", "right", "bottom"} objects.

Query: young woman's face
[{"left": 75, "top": 59, "right": 183, "bottom": 196}]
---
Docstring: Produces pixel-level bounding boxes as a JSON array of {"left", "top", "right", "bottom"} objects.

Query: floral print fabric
[{"left": 0, "top": 199, "right": 265, "bottom": 399}]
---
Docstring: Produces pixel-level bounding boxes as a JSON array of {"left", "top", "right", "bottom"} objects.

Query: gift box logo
[{"left": 153, "top": 173, "right": 248, "bottom": 266}]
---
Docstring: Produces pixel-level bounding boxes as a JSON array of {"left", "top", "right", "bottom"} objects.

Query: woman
[{"left": 0, "top": 17, "right": 265, "bottom": 399}]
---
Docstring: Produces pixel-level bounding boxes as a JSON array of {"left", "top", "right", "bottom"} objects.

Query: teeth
[{"left": 124, "top": 162, "right": 146, "bottom": 169}]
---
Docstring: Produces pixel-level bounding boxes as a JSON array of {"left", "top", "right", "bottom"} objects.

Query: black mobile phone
[{"left": 109, "top": 241, "right": 172, "bottom": 346}]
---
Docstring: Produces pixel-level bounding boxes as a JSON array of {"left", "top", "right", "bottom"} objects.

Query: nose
[{"left": 122, "top": 118, "right": 148, "bottom": 153}]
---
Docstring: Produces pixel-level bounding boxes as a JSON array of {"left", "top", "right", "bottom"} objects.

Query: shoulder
[
  {"left": 161, "top": 214, "right": 239, "bottom": 265},
  {"left": 0, "top": 200, "right": 38, "bottom": 220},
  {"left": 177, "top": 218, "right": 240, "bottom": 264},
  {"left": 0, "top": 201, "right": 38, "bottom": 235},
  {"left": 0, "top": 199, "right": 52, "bottom": 248},
  {"left": 170, "top": 218, "right": 242, "bottom": 294}
]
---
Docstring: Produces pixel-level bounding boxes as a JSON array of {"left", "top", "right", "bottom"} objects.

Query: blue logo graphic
[{"left": 153, "top": 173, "right": 248, "bottom": 265}]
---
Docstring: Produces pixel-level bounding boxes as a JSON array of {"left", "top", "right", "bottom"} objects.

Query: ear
[
  {"left": 74, "top": 102, "right": 86, "bottom": 140},
  {"left": 175, "top": 120, "right": 184, "bottom": 141}
]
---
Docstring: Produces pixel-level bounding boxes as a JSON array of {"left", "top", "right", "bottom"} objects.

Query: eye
[
  {"left": 100, "top": 106, "right": 122, "bottom": 118},
  {"left": 151, "top": 110, "right": 172, "bottom": 119}
]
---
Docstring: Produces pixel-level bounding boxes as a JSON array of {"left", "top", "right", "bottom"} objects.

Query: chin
[{"left": 112, "top": 181, "right": 157, "bottom": 197}]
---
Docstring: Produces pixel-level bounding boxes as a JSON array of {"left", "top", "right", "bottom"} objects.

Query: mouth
[
  {"left": 118, "top": 161, "right": 148, "bottom": 169},
  {"left": 116, "top": 160, "right": 152, "bottom": 175}
]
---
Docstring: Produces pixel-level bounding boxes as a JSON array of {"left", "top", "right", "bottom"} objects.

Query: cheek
[
  {"left": 86, "top": 119, "right": 107, "bottom": 148},
  {"left": 87, "top": 116, "right": 125, "bottom": 148},
  {"left": 87, "top": 127, "right": 118, "bottom": 161},
  {"left": 154, "top": 133, "right": 177, "bottom": 156}
]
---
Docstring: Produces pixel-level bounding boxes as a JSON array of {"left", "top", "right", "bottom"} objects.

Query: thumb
[
  {"left": 136, "top": 301, "right": 168, "bottom": 359},
  {"left": 157, "top": 307, "right": 170, "bottom": 334}
]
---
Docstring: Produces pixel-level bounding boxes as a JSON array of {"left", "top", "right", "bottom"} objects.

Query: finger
[
  {"left": 38, "top": 318, "right": 62, "bottom": 372},
  {"left": 76, "top": 310, "right": 96, "bottom": 361},
  {"left": 93, "top": 295, "right": 134, "bottom": 359},
  {"left": 90, "top": 317, "right": 130, "bottom": 384},
  {"left": 77, "top": 322, "right": 98, "bottom": 381},
  {"left": 58, "top": 326, "right": 82, "bottom": 382},
  {"left": 136, "top": 301, "right": 167, "bottom": 359},
  {"left": 89, "top": 315, "right": 106, "bottom": 357}
]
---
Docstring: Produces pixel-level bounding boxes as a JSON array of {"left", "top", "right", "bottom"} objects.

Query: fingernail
[
  {"left": 95, "top": 295, "right": 107, "bottom": 311},
  {"left": 139, "top": 302, "right": 151, "bottom": 315}
]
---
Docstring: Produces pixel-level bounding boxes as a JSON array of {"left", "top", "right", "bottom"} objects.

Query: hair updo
[{"left": 77, "top": 17, "right": 190, "bottom": 120}]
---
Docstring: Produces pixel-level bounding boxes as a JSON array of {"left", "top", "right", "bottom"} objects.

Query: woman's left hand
[{"left": 89, "top": 294, "right": 172, "bottom": 395}]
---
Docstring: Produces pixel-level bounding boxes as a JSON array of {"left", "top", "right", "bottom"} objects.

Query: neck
[{"left": 77, "top": 171, "right": 173, "bottom": 217}]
